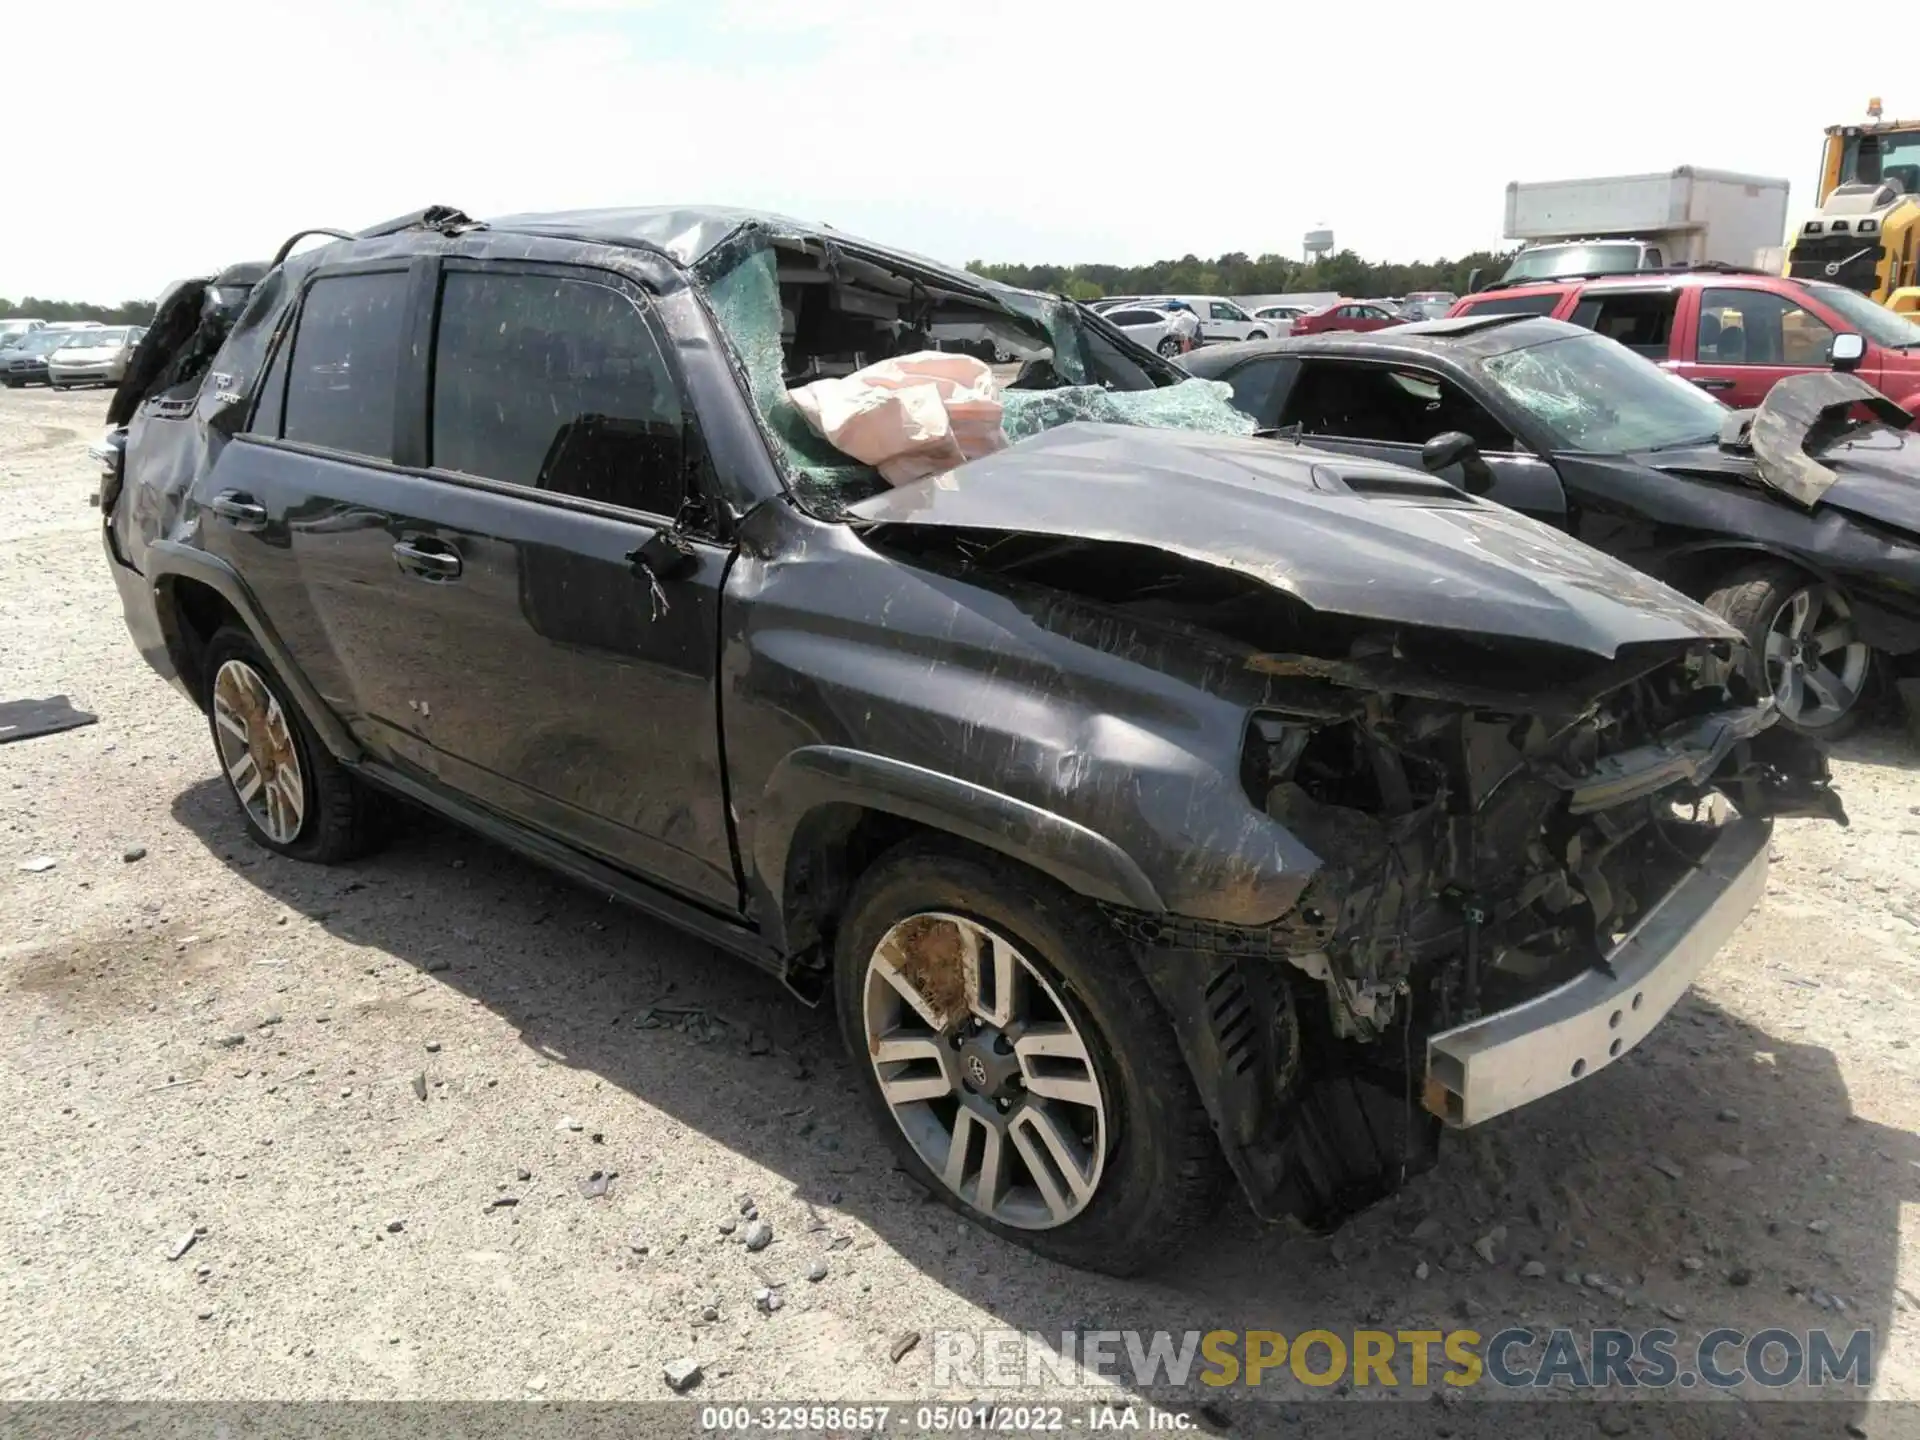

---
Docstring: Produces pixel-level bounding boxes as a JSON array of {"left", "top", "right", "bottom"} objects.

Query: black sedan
[
  {"left": 1186, "top": 317, "right": 1920, "bottom": 738},
  {"left": 2, "top": 329, "right": 75, "bottom": 387}
]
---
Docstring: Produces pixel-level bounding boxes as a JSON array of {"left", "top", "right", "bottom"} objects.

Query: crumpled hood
[{"left": 848, "top": 422, "right": 1736, "bottom": 657}]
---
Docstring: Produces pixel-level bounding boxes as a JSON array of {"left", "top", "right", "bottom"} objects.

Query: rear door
[
  {"left": 237, "top": 255, "right": 740, "bottom": 909},
  {"left": 1668, "top": 284, "right": 1838, "bottom": 408},
  {"left": 1271, "top": 356, "right": 1568, "bottom": 524},
  {"left": 1565, "top": 286, "right": 1681, "bottom": 366}
]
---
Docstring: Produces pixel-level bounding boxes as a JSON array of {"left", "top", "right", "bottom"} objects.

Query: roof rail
[
  {"left": 355, "top": 205, "right": 478, "bottom": 238},
  {"left": 1475, "top": 260, "right": 1767, "bottom": 294}
]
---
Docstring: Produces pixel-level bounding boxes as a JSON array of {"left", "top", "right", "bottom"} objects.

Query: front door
[{"left": 1670, "top": 285, "right": 1838, "bottom": 409}]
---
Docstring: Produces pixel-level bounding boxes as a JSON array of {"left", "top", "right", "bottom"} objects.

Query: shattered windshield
[
  {"left": 1479, "top": 331, "right": 1728, "bottom": 453},
  {"left": 703, "top": 240, "right": 1247, "bottom": 514}
]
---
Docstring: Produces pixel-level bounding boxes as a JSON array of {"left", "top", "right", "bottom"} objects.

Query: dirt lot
[{"left": 5, "top": 383, "right": 1920, "bottom": 1429}]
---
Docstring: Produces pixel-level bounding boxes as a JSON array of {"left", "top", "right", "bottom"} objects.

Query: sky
[{"left": 0, "top": 0, "right": 1902, "bottom": 302}]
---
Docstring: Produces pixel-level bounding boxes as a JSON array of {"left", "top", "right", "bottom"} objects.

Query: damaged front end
[
  {"left": 852, "top": 433, "right": 1847, "bottom": 1230},
  {"left": 1127, "top": 638, "right": 1841, "bottom": 1229}
]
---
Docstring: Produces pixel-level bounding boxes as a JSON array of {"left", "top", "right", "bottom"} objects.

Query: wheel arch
[
  {"left": 753, "top": 746, "right": 1165, "bottom": 959},
  {"left": 1656, "top": 539, "right": 1837, "bottom": 600},
  {"left": 146, "top": 541, "right": 359, "bottom": 761}
]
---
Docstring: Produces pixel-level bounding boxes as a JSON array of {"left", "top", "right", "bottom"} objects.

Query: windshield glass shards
[
  {"left": 702, "top": 236, "right": 1244, "bottom": 515},
  {"left": 1480, "top": 331, "right": 1727, "bottom": 453}
]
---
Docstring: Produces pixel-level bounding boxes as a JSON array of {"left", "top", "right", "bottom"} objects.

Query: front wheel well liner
[{"left": 1658, "top": 543, "right": 1826, "bottom": 602}]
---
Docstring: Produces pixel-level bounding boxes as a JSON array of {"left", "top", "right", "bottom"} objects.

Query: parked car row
[
  {"left": 2, "top": 324, "right": 147, "bottom": 389},
  {"left": 1087, "top": 294, "right": 1448, "bottom": 344},
  {"left": 91, "top": 205, "right": 1847, "bottom": 1278}
]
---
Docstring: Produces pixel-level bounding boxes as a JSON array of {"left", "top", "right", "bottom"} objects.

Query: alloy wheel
[
  {"left": 211, "top": 659, "right": 306, "bottom": 844},
  {"left": 1764, "top": 585, "right": 1870, "bottom": 730},
  {"left": 862, "top": 912, "right": 1108, "bottom": 1230}
]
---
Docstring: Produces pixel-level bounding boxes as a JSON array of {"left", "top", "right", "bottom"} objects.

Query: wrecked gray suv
[{"left": 101, "top": 206, "right": 1843, "bottom": 1275}]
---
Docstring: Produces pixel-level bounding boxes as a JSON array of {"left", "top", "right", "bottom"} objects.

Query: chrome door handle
[
  {"left": 392, "top": 540, "right": 462, "bottom": 579},
  {"left": 209, "top": 491, "right": 267, "bottom": 527}
]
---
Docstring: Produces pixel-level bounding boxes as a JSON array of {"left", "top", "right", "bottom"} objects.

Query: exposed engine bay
[{"left": 1240, "top": 664, "right": 1841, "bottom": 1041}]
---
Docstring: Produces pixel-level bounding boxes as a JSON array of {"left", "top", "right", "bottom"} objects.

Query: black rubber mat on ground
[{"left": 0, "top": 695, "right": 98, "bottom": 744}]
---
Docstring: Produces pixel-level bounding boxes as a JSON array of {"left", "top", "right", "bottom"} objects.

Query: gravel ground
[{"left": 5, "top": 385, "right": 1920, "bottom": 1428}]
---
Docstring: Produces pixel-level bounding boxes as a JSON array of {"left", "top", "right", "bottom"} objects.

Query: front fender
[
  {"left": 1661, "top": 538, "right": 1920, "bottom": 655},
  {"left": 753, "top": 746, "right": 1165, "bottom": 947}
]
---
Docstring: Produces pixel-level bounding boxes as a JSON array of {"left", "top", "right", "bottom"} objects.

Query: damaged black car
[
  {"left": 100, "top": 206, "right": 1842, "bottom": 1275},
  {"left": 1187, "top": 317, "right": 1920, "bottom": 739}
]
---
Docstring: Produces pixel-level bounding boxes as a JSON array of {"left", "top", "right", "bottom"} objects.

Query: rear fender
[{"left": 146, "top": 541, "right": 360, "bottom": 761}]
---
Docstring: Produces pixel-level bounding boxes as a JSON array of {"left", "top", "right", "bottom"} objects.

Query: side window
[
  {"left": 1219, "top": 356, "right": 1297, "bottom": 426},
  {"left": 1644, "top": 247, "right": 1664, "bottom": 268},
  {"left": 250, "top": 322, "right": 293, "bottom": 438},
  {"left": 281, "top": 272, "right": 409, "bottom": 459},
  {"left": 1210, "top": 301, "right": 1245, "bottom": 321},
  {"left": 430, "top": 269, "right": 687, "bottom": 517},
  {"left": 1566, "top": 290, "right": 1679, "bottom": 359},
  {"left": 1696, "top": 287, "right": 1835, "bottom": 366},
  {"left": 1460, "top": 293, "right": 1563, "bottom": 318},
  {"left": 1277, "top": 361, "right": 1514, "bottom": 450}
]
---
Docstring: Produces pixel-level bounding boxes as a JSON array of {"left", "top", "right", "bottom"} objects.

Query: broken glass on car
[
  {"left": 699, "top": 233, "right": 1251, "bottom": 512},
  {"left": 1478, "top": 330, "right": 1725, "bottom": 454}
]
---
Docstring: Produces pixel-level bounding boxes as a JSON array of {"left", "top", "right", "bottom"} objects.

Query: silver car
[{"left": 46, "top": 326, "right": 146, "bottom": 390}]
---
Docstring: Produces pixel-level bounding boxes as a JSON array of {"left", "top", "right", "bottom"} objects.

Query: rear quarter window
[{"left": 280, "top": 272, "right": 410, "bottom": 460}]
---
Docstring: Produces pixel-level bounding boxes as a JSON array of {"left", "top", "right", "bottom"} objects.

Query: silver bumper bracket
[{"left": 1424, "top": 815, "right": 1772, "bottom": 1127}]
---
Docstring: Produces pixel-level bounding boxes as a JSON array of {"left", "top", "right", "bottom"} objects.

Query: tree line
[
  {"left": 5, "top": 242, "right": 1519, "bottom": 325},
  {"left": 1, "top": 296, "right": 154, "bottom": 326},
  {"left": 970, "top": 246, "right": 1517, "bottom": 301}
]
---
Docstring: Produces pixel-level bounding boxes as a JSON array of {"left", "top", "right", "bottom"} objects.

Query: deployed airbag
[{"left": 790, "top": 353, "right": 1007, "bottom": 486}]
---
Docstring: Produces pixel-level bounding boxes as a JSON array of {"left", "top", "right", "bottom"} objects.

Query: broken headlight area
[
  {"left": 1239, "top": 651, "right": 1841, "bottom": 1041},
  {"left": 1128, "top": 640, "right": 1842, "bottom": 1231}
]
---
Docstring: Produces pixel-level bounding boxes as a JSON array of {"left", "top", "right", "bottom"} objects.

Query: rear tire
[
  {"left": 1156, "top": 336, "right": 1181, "bottom": 358},
  {"left": 202, "top": 624, "right": 380, "bottom": 863},
  {"left": 1705, "top": 562, "right": 1873, "bottom": 739},
  {"left": 832, "top": 839, "right": 1227, "bottom": 1276}
]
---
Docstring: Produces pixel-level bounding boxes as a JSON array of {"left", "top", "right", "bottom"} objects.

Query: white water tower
[{"left": 1303, "top": 227, "right": 1334, "bottom": 262}]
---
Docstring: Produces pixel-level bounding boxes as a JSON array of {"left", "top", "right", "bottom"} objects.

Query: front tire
[
  {"left": 1705, "top": 562, "right": 1874, "bottom": 739},
  {"left": 1156, "top": 336, "right": 1181, "bottom": 358},
  {"left": 833, "top": 840, "right": 1226, "bottom": 1275},
  {"left": 202, "top": 625, "right": 379, "bottom": 862},
  {"left": 1246, "top": 330, "right": 1267, "bottom": 341}
]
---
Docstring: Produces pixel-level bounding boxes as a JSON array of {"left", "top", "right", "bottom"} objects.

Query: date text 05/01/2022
[{"left": 698, "top": 1404, "right": 1198, "bottom": 1431}]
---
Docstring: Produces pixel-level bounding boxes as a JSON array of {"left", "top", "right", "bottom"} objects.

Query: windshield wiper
[{"left": 1644, "top": 434, "right": 1721, "bottom": 452}]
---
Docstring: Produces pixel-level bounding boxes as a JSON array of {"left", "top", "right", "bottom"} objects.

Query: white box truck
[{"left": 1495, "top": 167, "right": 1790, "bottom": 285}]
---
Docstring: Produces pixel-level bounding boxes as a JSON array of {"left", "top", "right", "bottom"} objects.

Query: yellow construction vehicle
[{"left": 1788, "top": 98, "right": 1920, "bottom": 315}]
